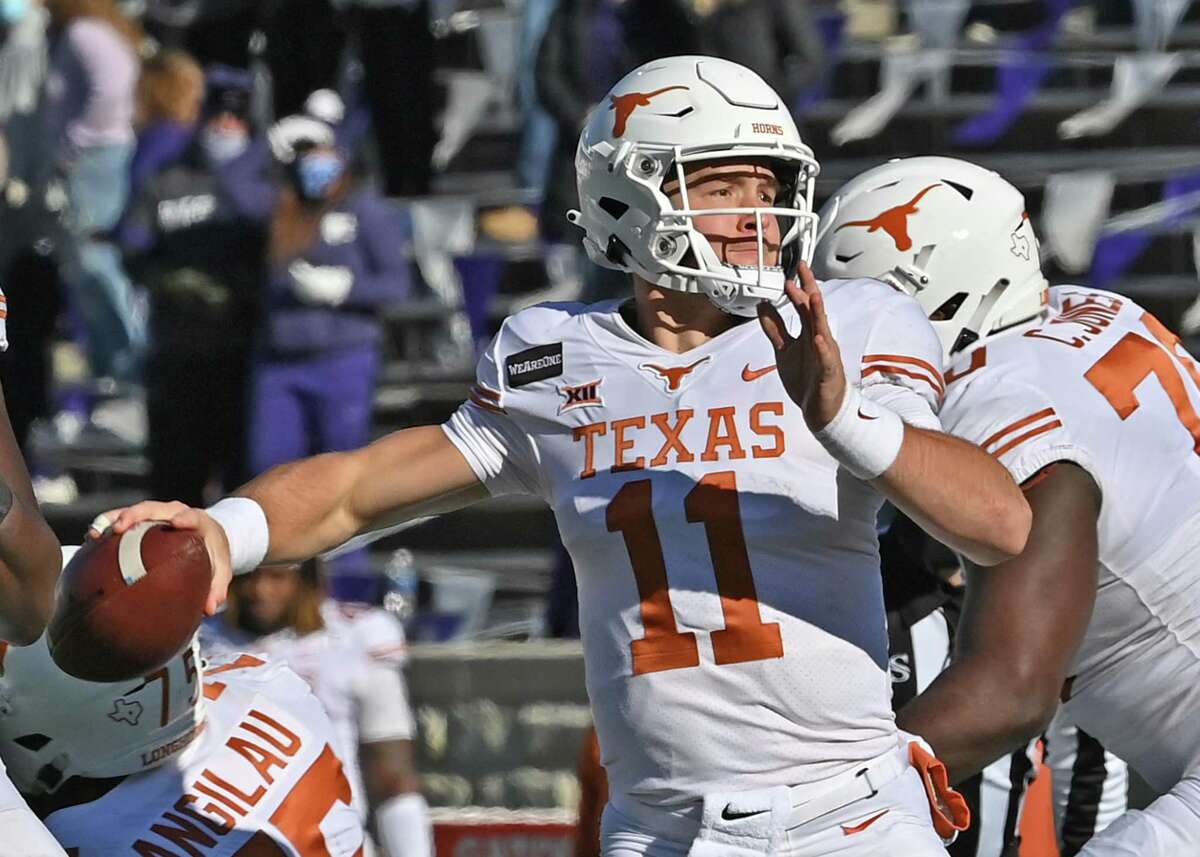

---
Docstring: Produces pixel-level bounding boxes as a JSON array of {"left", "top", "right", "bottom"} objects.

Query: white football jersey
[
  {"left": 40, "top": 652, "right": 363, "bottom": 856},
  {"left": 201, "top": 600, "right": 414, "bottom": 817},
  {"left": 941, "top": 284, "right": 1200, "bottom": 791},
  {"left": 442, "top": 281, "right": 946, "bottom": 806}
]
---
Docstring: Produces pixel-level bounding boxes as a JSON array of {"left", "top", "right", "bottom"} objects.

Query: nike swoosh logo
[
  {"left": 835, "top": 251, "right": 864, "bottom": 263},
  {"left": 741, "top": 363, "right": 778, "bottom": 382},
  {"left": 857, "top": 407, "right": 878, "bottom": 421},
  {"left": 721, "top": 805, "right": 768, "bottom": 821},
  {"left": 841, "top": 809, "right": 889, "bottom": 836}
]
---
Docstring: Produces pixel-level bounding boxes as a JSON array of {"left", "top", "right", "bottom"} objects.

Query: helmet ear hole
[
  {"left": 931, "top": 291, "right": 969, "bottom": 321},
  {"left": 15, "top": 733, "right": 51, "bottom": 751},
  {"left": 598, "top": 197, "right": 630, "bottom": 221},
  {"left": 605, "top": 235, "right": 632, "bottom": 266}
]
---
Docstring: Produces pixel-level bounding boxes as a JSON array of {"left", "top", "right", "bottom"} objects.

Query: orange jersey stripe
[
  {"left": 207, "top": 654, "right": 266, "bottom": 675},
  {"left": 861, "top": 365, "right": 945, "bottom": 401},
  {"left": 472, "top": 384, "right": 501, "bottom": 402},
  {"left": 991, "top": 420, "right": 1063, "bottom": 459},
  {"left": 468, "top": 391, "right": 506, "bottom": 415},
  {"left": 863, "top": 354, "right": 945, "bottom": 390},
  {"left": 982, "top": 408, "right": 1056, "bottom": 452}
]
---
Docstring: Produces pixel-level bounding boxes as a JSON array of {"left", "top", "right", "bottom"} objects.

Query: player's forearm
[
  {"left": 897, "top": 655, "right": 1057, "bottom": 783},
  {"left": 235, "top": 425, "right": 484, "bottom": 563},
  {"left": 874, "top": 427, "right": 1031, "bottom": 565},
  {"left": 0, "top": 490, "right": 62, "bottom": 644},
  {"left": 235, "top": 450, "right": 371, "bottom": 563}
]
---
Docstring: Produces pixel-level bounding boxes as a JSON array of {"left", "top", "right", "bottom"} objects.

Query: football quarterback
[{"left": 98, "top": 58, "right": 1032, "bottom": 857}]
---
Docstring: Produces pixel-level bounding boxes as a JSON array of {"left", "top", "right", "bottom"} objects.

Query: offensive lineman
[
  {"left": 200, "top": 561, "right": 431, "bottom": 857},
  {"left": 100, "top": 58, "right": 1031, "bottom": 855},
  {"left": 815, "top": 155, "right": 1200, "bottom": 856},
  {"left": 0, "top": 553, "right": 365, "bottom": 855}
]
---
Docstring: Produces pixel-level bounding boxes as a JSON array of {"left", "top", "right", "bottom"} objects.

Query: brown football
[{"left": 48, "top": 523, "right": 212, "bottom": 682}]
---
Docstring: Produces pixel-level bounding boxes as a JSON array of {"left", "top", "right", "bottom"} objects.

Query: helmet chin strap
[{"left": 697, "top": 265, "right": 788, "bottom": 316}]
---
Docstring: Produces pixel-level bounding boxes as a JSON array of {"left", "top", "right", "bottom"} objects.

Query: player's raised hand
[
  {"left": 757, "top": 262, "right": 847, "bottom": 432},
  {"left": 89, "top": 500, "right": 234, "bottom": 616}
]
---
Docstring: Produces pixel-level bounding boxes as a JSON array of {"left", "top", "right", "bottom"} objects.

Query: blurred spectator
[
  {"left": 671, "top": 0, "right": 824, "bottom": 104},
  {"left": 0, "top": 1, "right": 50, "bottom": 123},
  {"left": 201, "top": 560, "right": 433, "bottom": 857},
  {"left": 128, "top": 48, "right": 203, "bottom": 200},
  {"left": 141, "top": 0, "right": 260, "bottom": 69},
  {"left": 535, "top": 0, "right": 641, "bottom": 302},
  {"left": 516, "top": 0, "right": 560, "bottom": 193},
  {"left": 119, "top": 64, "right": 263, "bottom": 507},
  {"left": 263, "top": 0, "right": 343, "bottom": 120},
  {"left": 222, "top": 119, "right": 410, "bottom": 596},
  {"left": 44, "top": 0, "right": 145, "bottom": 381},
  {"left": 339, "top": 0, "right": 437, "bottom": 197}
]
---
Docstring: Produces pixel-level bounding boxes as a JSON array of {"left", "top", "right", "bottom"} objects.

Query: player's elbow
[
  {"left": 995, "top": 496, "right": 1032, "bottom": 559},
  {"left": 1007, "top": 694, "right": 1057, "bottom": 747},
  {"left": 970, "top": 492, "right": 1032, "bottom": 566},
  {"left": 1, "top": 586, "right": 53, "bottom": 645},
  {"left": 2, "top": 611, "right": 47, "bottom": 646},
  {"left": 0, "top": 537, "right": 61, "bottom": 644},
  {"left": 1005, "top": 667, "right": 1061, "bottom": 743}
]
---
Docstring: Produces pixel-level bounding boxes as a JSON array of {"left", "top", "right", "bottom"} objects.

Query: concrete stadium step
[{"left": 800, "top": 86, "right": 1200, "bottom": 155}]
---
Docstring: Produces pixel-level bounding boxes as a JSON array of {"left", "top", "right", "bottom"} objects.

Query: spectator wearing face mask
[
  {"left": 119, "top": 65, "right": 264, "bottom": 507},
  {"left": 221, "top": 120, "right": 412, "bottom": 601}
]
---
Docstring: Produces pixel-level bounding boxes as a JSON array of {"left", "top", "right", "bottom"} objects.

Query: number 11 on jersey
[{"left": 607, "top": 471, "right": 784, "bottom": 676}]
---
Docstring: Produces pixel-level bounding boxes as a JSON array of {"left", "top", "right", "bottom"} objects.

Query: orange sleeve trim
[
  {"left": 863, "top": 354, "right": 945, "bottom": 390},
  {"left": 991, "top": 420, "right": 1063, "bottom": 459},
  {"left": 861, "top": 365, "right": 945, "bottom": 401},
  {"left": 468, "top": 390, "right": 506, "bottom": 415},
  {"left": 473, "top": 384, "right": 501, "bottom": 403},
  {"left": 981, "top": 407, "right": 1056, "bottom": 451}
]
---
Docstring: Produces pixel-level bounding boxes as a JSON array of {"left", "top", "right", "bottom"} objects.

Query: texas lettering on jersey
[
  {"left": 443, "top": 282, "right": 946, "bottom": 803},
  {"left": 571, "top": 403, "right": 786, "bottom": 479}
]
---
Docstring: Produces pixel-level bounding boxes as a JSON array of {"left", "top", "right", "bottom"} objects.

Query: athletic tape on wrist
[
  {"left": 376, "top": 793, "right": 434, "bottom": 857},
  {"left": 813, "top": 385, "right": 904, "bottom": 480},
  {"left": 206, "top": 497, "right": 269, "bottom": 575}
]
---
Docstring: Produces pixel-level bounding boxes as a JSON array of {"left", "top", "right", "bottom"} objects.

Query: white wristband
[
  {"left": 376, "top": 792, "right": 433, "bottom": 857},
  {"left": 813, "top": 385, "right": 905, "bottom": 480},
  {"left": 206, "top": 497, "right": 270, "bottom": 575}
]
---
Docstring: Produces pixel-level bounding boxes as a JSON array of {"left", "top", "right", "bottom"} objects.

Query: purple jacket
[{"left": 217, "top": 142, "right": 412, "bottom": 357}]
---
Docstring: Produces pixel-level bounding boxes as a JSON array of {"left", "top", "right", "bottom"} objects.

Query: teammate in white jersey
[
  {"left": 98, "top": 58, "right": 1031, "bottom": 856},
  {"left": 815, "top": 155, "right": 1200, "bottom": 856},
  {"left": 0, "top": 287, "right": 72, "bottom": 856},
  {"left": 0, "top": 554, "right": 364, "bottom": 856},
  {"left": 200, "top": 560, "right": 431, "bottom": 857}
]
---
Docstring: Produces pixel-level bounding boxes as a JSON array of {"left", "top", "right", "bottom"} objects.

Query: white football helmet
[
  {"left": 812, "top": 156, "right": 1048, "bottom": 361},
  {"left": 0, "top": 565, "right": 204, "bottom": 795},
  {"left": 571, "top": 56, "right": 820, "bottom": 316}
]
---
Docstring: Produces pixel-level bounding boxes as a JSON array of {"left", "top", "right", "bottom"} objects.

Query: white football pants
[
  {"left": 602, "top": 764, "right": 948, "bottom": 856},
  {"left": 1075, "top": 772, "right": 1200, "bottom": 856}
]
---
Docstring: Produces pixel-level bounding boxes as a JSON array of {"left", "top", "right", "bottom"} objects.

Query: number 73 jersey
[
  {"left": 442, "top": 280, "right": 946, "bottom": 807},
  {"left": 939, "top": 285, "right": 1200, "bottom": 790}
]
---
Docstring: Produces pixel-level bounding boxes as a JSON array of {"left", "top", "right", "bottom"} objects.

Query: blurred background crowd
[{"left": 0, "top": 0, "right": 1196, "bottom": 850}]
